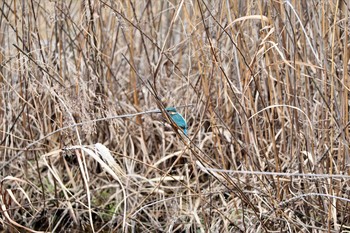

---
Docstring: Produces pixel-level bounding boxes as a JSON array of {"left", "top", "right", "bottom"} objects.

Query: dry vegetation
[{"left": 1, "top": 0, "right": 350, "bottom": 232}]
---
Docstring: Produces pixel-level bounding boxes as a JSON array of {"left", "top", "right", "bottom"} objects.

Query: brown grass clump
[{"left": 1, "top": 0, "right": 350, "bottom": 232}]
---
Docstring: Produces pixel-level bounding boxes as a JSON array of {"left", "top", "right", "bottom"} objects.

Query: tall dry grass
[{"left": 1, "top": 0, "right": 350, "bottom": 232}]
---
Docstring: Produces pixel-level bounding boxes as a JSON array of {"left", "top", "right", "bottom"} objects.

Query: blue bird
[{"left": 164, "top": 107, "right": 188, "bottom": 135}]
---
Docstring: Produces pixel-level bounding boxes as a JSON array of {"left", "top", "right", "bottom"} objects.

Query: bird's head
[{"left": 165, "top": 107, "right": 177, "bottom": 113}]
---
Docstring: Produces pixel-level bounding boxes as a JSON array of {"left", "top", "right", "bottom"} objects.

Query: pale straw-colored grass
[{"left": 1, "top": 0, "right": 350, "bottom": 232}]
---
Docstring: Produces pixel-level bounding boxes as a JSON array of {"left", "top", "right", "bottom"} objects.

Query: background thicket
[{"left": 1, "top": 0, "right": 350, "bottom": 232}]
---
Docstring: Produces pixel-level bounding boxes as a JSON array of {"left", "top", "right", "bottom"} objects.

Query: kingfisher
[{"left": 164, "top": 107, "right": 188, "bottom": 135}]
